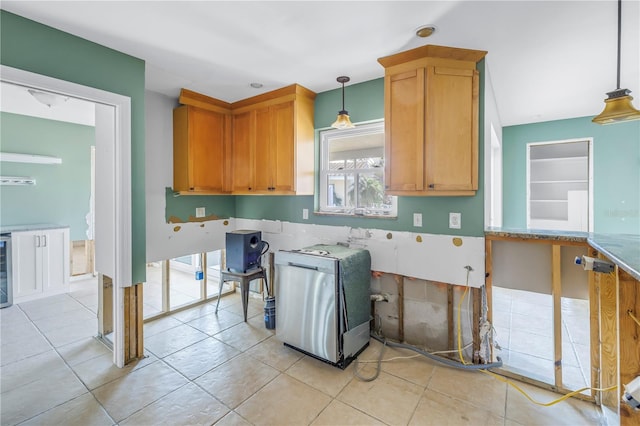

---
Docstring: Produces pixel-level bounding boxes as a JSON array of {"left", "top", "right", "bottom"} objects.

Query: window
[{"left": 319, "top": 121, "right": 396, "bottom": 217}]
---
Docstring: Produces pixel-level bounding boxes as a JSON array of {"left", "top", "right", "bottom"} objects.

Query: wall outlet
[
  {"left": 413, "top": 213, "right": 422, "bottom": 227},
  {"left": 195, "top": 207, "right": 205, "bottom": 218},
  {"left": 302, "top": 208, "right": 309, "bottom": 220},
  {"left": 449, "top": 212, "right": 461, "bottom": 229}
]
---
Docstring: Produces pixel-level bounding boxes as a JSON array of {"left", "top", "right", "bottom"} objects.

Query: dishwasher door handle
[{"left": 287, "top": 262, "right": 319, "bottom": 271}]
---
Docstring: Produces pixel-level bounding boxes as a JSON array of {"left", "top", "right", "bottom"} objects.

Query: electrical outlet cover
[
  {"left": 195, "top": 207, "right": 205, "bottom": 218},
  {"left": 449, "top": 212, "right": 461, "bottom": 229},
  {"left": 413, "top": 213, "right": 422, "bottom": 227}
]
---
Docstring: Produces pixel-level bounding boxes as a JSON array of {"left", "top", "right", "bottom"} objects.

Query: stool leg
[
  {"left": 241, "top": 279, "right": 249, "bottom": 322},
  {"left": 215, "top": 279, "right": 225, "bottom": 314}
]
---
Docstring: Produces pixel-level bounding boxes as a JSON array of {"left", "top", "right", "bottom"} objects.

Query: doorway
[{"left": 1, "top": 65, "right": 132, "bottom": 367}]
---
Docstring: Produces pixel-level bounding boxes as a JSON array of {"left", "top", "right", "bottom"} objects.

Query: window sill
[{"left": 315, "top": 211, "right": 397, "bottom": 220}]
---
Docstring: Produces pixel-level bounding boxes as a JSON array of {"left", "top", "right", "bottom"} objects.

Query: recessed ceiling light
[
  {"left": 250, "top": 82, "right": 263, "bottom": 89},
  {"left": 415, "top": 25, "right": 436, "bottom": 38}
]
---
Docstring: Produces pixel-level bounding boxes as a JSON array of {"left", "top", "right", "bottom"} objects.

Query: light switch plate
[
  {"left": 413, "top": 213, "right": 422, "bottom": 227},
  {"left": 195, "top": 207, "right": 205, "bottom": 218},
  {"left": 302, "top": 208, "right": 309, "bottom": 220},
  {"left": 449, "top": 212, "right": 461, "bottom": 229}
]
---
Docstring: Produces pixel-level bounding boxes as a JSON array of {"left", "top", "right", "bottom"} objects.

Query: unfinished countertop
[
  {"left": 0, "top": 223, "right": 69, "bottom": 234},
  {"left": 485, "top": 227, "right": 640, "bottom": 281},
  {"left": 484, "top": 227, "right": 589, "bottom": 242}
]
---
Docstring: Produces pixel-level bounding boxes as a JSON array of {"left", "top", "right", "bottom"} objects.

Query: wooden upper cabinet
[
  {"left": 385, "top": 68, "right": 425, "bottom": 192},
  {"left": 378, "top": 45, "right": 486, "bottom": 196},
  {"left": 173, "top": 104, "right": 231, "bottom": 194},
  {"left": 230, "top": 110, "right": 253, "bottom": 192},
  {"left": 231, "top": 85, "right": 315, "bottom": 195},
  {"left": 173, "top": 89, "right": 232, "bottom": 194}
]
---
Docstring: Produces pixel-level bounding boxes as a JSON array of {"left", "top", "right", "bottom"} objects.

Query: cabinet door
[
  {"left": 384, "top": 68, "right": 425, "bottom": 192},
  {"left": 231, "top": 111, "right": 254, "bottom": 192},
  {"left": 11, "top": 231, "right": 41, "bottom": 298},
  {"left": 425, "top": 66, "right": 478, "bottom": 191},
  {"left": 270, "top": 101, "right": 295, "bottom": 192},
  {"left": 253, "top": 107, "right": 272, "bottom": 191},
  {"left": 41, "top": 228, "right": 70, "bottom": 293},
  {"left": 189, "top": 107, "right": 227, "bottom": 191}
]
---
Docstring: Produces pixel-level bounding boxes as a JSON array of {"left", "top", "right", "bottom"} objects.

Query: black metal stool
[{"left": 214, "top": 267, "right": 266, "bottom": 322}]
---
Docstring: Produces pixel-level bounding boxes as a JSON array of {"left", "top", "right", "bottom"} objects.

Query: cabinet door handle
[
  {"left": 36, "top": 235, "right": 41, "bottom": 247},
  {"left": 248, "top": 187, "right": 252, "bottom": 190},
  {"left": 42, "top": 235, "right": 47, "bottom": 247},
  {"left": 428, "top": 184, "right": 435, "bottom": 189}
]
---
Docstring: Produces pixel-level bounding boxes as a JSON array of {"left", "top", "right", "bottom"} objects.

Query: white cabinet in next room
[{"left": 12, "top": 227, "right": 70, "bottom": 302}]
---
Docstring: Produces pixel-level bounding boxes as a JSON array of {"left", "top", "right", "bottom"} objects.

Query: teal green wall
[
  {"left": 503, "top": 117, "right": 640, "bottom": 234},
  {"left": 1, "top": 11, "right": 147, "bottom": 282},
  {"left": 0, "top": 113, "right": 94, "bottom": 241},
  {"left": 234, "top": 63, "right": 486, "bottom": 237},
  {"left": 165, "top": 188, "right": 236, "bottom": 221}
]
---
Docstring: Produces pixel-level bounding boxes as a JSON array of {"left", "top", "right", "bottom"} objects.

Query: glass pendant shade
[
  {"left": 331, "top": 76, "right": 356, "bottom": 129},
  {"left": 592, "top": 91, "right": 640, "bottom": 124},
  {"left": 332, "top": 111, "right": 355, "bottom": 129},
  {"left": 593, "top": 0, "right": 640, "bottom": 124}
]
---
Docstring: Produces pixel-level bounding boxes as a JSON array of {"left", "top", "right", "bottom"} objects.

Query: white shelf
[
  {"left": 527, "top": 139, "right": 591, "bottom": 232},
  {"left": 530, "top": 180, "right": 588, "bottom": 184},
  {"left": 530, "top": 156, "right": 588, "bottom": 163},
  {"left": 0, "top": 152, "right": 62, "bottom": 164}
]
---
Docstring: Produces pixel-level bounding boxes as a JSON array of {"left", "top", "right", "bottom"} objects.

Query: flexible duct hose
[{"left": 369, "top": 333, "right": 503, "bottom": 371}]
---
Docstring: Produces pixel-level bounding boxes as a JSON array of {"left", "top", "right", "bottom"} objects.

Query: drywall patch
[
  {"left": 173, "top": 226, "right": 181, "bottom": 232},
  {"left": 188, "top": 214, "right": 219, "bottom": 222},
  {"left": 453, "top": 237, "right": 463, "bottom": 247},
  {"left": 168, "top": 214, "right": 220, "bottom": 223},
  {"left": 416, "top": 235, "right": 423, "bottom": 243}
]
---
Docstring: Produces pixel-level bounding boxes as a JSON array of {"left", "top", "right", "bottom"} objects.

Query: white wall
[
  {"left": 145, "top": 91, "right": 230, "bottom": 262},
  {"left": 483, "top": 61, "right": 503, "bottom": 228}
]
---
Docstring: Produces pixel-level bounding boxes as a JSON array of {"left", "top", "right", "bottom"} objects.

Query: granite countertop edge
[
  {"left": 0, "top": 223, "right": 70, "bottom": 234},
  {"left": 485, "top": 227, "right": 640, "bottom": 281}
]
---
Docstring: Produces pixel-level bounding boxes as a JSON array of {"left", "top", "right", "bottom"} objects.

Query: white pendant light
[
  {"left": 592, "top": 0, "right": 640, "bottom": 124},
  {"left": 331, "top": 76, "right": 355, "bottom": 129}
]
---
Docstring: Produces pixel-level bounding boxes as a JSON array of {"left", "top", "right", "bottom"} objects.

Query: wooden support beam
[
  {"left": 485, "top": 239, "right": 493, "bottom": 325},
  {"left": 98, "top": 273, "right": 113, "bottom": 337},
  {"left": 551, "top": 244, "right": 563, "bottom": 388},
  {"left": 588, "top": 248, "right": 601, "bottom": 401},
  {"left": 472, "top": 287, "right": 481, "bottom": 363},
  {"left": 448, "top": 285, "right": 454, "bottom": 350},
  {"left": 124, "top": 283, "right": 145, "bottom": 364},
  {"left": 598, "top": 253, "right": 619, "bottom": 413},
  {"left": 396, "top": 275, "right": 404, "bottom": 342},
  {"left": 617, "top": 268, "right": 640, "bottom": 425}
]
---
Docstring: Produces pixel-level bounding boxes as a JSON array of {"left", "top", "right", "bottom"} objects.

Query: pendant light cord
[
  {"left": 341, "top": 81, "right": 346, "bottom": 112},
  {"left": 616, "top": 0, "right": 621, "bottom": 90}
]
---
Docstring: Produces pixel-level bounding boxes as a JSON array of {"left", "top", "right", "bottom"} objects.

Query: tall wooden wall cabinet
[
  {"left": 173, "top": 90, "right": 232, "bottom": 194},
  {"left": 378, "top": 45, "right": 487, "bottom": 196}
]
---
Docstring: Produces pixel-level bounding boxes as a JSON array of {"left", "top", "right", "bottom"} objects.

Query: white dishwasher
[{"left": 275, "top": 244, "right": 371, "bottom": 369}]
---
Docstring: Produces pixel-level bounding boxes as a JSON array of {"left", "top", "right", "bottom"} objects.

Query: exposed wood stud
[
  {"left": 598, "top": 253, "right": 619, "bottom": 412},
  {"left": 588, "top": 264, "right": 601, "bottom": 401},
  {"left": 472, "top": 287, "right": 481, "bottom": 363},
  {"left": 396, "top": 275, "right": 404, "bottom": 342},
  {"left": 448, "top": 285, "right": 454, "bottom": 350},
  {"left": 552, "top": 244, "right": 563, "bottom": 388}
]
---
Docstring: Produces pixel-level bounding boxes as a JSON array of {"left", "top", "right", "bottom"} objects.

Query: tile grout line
[{"left": 7, "top": 302, "right": 117, "bottom": 426}]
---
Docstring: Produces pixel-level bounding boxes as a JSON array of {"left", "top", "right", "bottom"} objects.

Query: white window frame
[{"left": 319, "top": 121, "right": 397, "bottom": 217}]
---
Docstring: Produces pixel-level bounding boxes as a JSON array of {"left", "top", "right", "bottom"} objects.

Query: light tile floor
[
  {"left": 1, "top": 283, "right": 602, "bottom": 425},
  {"left": 492, "top": 286, "right": 591, "bottom": 391}
]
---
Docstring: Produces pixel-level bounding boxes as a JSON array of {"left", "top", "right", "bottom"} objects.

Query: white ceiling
[{"left": 2, "top": 1, "right": 639, "bottom": 126}]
